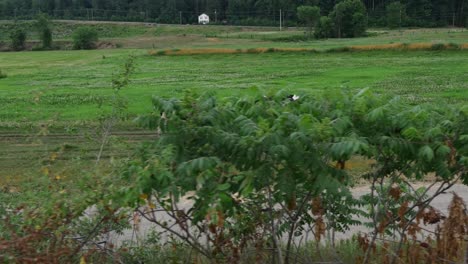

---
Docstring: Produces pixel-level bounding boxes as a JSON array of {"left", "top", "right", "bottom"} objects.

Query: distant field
[
  {"left": 1, "top": 20, "right": 467, "bottom": 50},
  {"left": 0, "top": 49, "right": 467, "bottom": 126}
]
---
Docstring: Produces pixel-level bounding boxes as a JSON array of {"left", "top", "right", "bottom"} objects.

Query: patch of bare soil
[{"left": 96, "top": 41, "right": 116, "bottom": 49}]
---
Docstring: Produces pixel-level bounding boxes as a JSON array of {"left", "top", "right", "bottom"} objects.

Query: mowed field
[
  {"left": 0, "top": 22, "right": 467, "bottom": 183},
  {"left": 0, "top": 49, "right": 467, "bottom": 123}
]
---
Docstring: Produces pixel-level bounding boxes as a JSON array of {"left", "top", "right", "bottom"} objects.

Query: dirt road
[{"left": 106, "top": 182, "right": 468, "bottom": 245}]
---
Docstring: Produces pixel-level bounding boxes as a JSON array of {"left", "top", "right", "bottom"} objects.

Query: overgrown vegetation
[
  {"left": 9, "top": 26, "right": 26, "bottom": 51},
  {"left": 0, "top": 68, "right": 6, "bottom": 79},
  {"left": 35, "top": 13, "right": 52, "bottom": 50},
  {"left": 116, "top": 88, "right": 467, "bottom": 263},
  {"left": 2, "top": 86, "right": 466, "bottom": 263},
  {"left": 72, "top": 27, "right": 99, "bottom": 50},
  {"left": 0, "top": 56, "right": 136, "bottom": 263}
]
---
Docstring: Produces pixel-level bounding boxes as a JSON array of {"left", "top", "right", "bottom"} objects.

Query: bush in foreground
[
  {"left": 73, "top": 27, "right": 99, "bottom": 50},
  {"left": 121, "top": 89, "right": 467, "bottom": 263},
  {"left": 0, "top": 85, "right": 466, "bottom": 263}
]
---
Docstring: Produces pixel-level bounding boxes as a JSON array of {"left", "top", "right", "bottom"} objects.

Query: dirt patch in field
[
  {"left": 96, "top": 41, "right": 116, "bottom": 49},
  {"left": 206, "top": 37, "right": 221, "bottom": 42}
]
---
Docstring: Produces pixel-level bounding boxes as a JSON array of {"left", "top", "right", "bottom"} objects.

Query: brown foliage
[{"left": 436, "top": 193, "right": 468, "bottom": 261}]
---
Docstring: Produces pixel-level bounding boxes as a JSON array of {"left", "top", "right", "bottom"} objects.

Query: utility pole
[
  {"left": 279, "top": 9, "right": 282, "bottom": 31},
  {"left": 215, "top": 10, "right": 217, "bottom": 23},
  {"left": 180, "top": 11, "right": 182, "bottom": 24},
  {"left": 452, "top": 12, "right": 456, "bottom": 27}
]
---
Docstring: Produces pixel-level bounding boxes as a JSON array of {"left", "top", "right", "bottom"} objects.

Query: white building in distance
[{"left": 198, "top": 13, "right": 210, "bottom": 24}]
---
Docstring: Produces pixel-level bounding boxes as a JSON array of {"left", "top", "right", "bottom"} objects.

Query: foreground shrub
[
  {"left": 9, "top": 27, "right": 26, "bottom": 51},
  {"left": 0, "top": 173, "right": 120, "bottom": 263},
  {"left": 73, "top": 27, "right": 99, "bottom": 50},
  {"left": 1, "top": 84, "right": 466, "bottom": 263},
  {"left": 118, "top": 88, "right": 467, "bottom": 263}
]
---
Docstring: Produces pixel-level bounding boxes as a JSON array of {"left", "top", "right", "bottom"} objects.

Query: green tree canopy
[
  {"left": 330, "top": 0, "right": 367, "bottom": 38},
  {"left": 297, "top": 5, "right": 321, "bottom": 36},
  {"left": 386, "top": 2, "right": 405, "bottom": 28}
]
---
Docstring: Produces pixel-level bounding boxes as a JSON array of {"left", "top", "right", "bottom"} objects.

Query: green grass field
[{"left": 0, "top": 49, "right": 467, "bottom": 125}]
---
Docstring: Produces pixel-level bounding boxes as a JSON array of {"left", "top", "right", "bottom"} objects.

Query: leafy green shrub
[
  {"left": 315, "top": 16, "right": 334, "bottom": 39},
  {"left": 118, "top": 88, "right": 468, "bottom": 263},
  {"left": 35, "top": 13, "right": 52, "bottom": 49},
  {"left": 72, "top": 27, "right": 99, "bottom": 50},
  {"left": 9, "top": 27, "right": 26, "bottom": 51}
]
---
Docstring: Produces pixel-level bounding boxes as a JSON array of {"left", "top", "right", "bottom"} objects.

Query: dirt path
[{"left": 106, "top": 183, "right": 468, "bottom": 245}]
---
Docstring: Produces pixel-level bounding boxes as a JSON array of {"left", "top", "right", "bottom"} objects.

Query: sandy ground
[{"left": 101, "top": 182, "right": 468, "bottom": 247}]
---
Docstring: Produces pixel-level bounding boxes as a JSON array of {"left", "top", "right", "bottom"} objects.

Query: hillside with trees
[{"left": 0, "top": 0, "right": 466, "bottom": 27}]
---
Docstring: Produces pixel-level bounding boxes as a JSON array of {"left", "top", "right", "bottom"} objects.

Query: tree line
[{"left": 0, "top": 0, "right": 466, "bottom": 27}]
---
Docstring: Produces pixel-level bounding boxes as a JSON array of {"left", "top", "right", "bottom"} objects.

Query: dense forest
[{"left": 0, "top": 0, "right": 466, "bottom": 27}]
